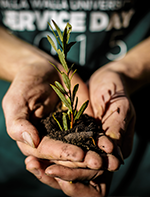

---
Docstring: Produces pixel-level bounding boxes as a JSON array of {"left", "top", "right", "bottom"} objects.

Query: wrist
[
  {"left": 105, "top": 61, "right": 147, "bottom": 95},
  {"left": 105, "top": 37, "right": 150, "bottom": 95},
  {"left": 15, "top": 57, "right": 61, "bottom": 87},
  {"left": 0, "top": 26, "right": 60, "bottom": 81}
]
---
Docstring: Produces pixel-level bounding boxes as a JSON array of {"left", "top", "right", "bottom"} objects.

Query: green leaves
[
  {"left": 48, "top": 21, "right": 62, "bottom": 49},
  {"left": 66, "top": 41, "right": 76, "bottom": 53},
  {"left": 47, "top": 21, "right": 75, "bottom": 57},
  {"left": 62, "top": 73, "right": 70, "bottom": 90},
  {"left": 57, "top": 49, "right": 68, "bottom": 72},
  {"left": 55, "top": 81, "right": 67, "bottom": 94},
  {"left": 72, "top": 84, "right": 79, "bottom": 104},
  {"left": 63, "top": 113, "right": 68, "bottom": 131},
  {"left": 52, "top": 20, "right": 63, "bottom": 42},
  {"left": 49, "top": 61, "right": 62, "bottom": 74},
  {"left": 75, "top": 100, "right": 89, "bottom": 121},
  {"left": 47, "top": 20, "right": 89, "bottom": 130},
  {"left": 50, "top": 84, "right": 72, "bottom": 112},
  {"left": 47, "top": 35, "right": 57, "bottom": 52}
]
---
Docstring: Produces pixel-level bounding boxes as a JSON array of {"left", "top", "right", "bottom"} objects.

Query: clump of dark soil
[{"left": 38, "top": 110, "right": 103, "bottom": 154}]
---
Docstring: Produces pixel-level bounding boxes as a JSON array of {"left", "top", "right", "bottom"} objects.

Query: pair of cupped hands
[{"left": 2, "top": 60, "right": 135, "bottom": 197}]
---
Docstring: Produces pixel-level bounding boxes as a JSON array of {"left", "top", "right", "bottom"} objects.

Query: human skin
[
  {"left": 1, "top": 26, "right": 150, "bottom": 196},
  {"left": 25, "top": 37, "right": 150, "bottom": 196},
  {"left": 0, "top": 26, "right": 119, "bottom": 196},
  {"left": 24, "top": 65, "right": 135, "bottom": 197}
]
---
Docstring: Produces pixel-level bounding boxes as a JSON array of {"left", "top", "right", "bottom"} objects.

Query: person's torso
[{"left": 0, "top": 0, "right": 150, "bottom": 78}]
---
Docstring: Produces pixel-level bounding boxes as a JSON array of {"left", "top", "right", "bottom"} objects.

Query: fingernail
[
  {"left": 31, "top": 169, "right": 41, "bottom": 177},
  {"left": 55, "top": 177, "right": 62, "bottom": 183},
  {"left": 45, "top": 171, "right": 55, "bottom": 177},
  {"left": 22, "top": 132, "right": 35, "bottom": 148}
]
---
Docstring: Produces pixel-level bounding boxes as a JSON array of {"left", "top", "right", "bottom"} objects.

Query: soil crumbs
[{"left": 38, "top": 111, "right": 103, "bottom": 153}]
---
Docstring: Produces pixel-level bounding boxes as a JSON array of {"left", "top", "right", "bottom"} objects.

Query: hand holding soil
[
  {"left": 26, "top": 65, "right": 135, "bottom": 197},
  {"left": 89, "top": 64, "right": 136, "bottom": 160},
  {"left": 2, "top": 20, "right": 135, "bottom": 197},
  {"left": 36, "top": 21, "right": 116, "bottom": 159}
]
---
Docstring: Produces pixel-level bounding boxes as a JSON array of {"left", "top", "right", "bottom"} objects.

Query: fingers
[
  {"left": 55, "top": 170, "right": 113, "bottom": 197},
  {"left": 90, "top": 76, "right": 116, "bottom": 119},
  {"left": 25, "top": 156, "right": 61, "bottom": 190},
  {"left": 101, "top": 97, "right": 135, "bottom": 161},
  {"left": 2, "top": 80, "right": 43, "bottom": 148},
  {"left": 122, "top": 115, "right": 135, "bottom": 158},
  {"left": 18, "top": 136, "right": 85, "bottom": 162},
  {"left": 25, "top": 156, "right": 113, "bottom": 197},
  {"left": 105, "top": 153, "right": 120, "bottom": 171},
  {"left": 90, "top": 75, "right": 134, "bottom": 160},
  {"left": 38, "top": 137, "right": 85, "bottom": 161},
  {"left": 13, "top": 119, "right": 40, "bottom": 148},
  {"left": 102, "top": 98, "right": 129, "bottom": 137},
  {"left": 2, "top": 94, "right": 40, "bottom": 148},
  {"left": 26, "top": 137, "right": 119, "bottom": 171},
  {"left": 25, "top": 156, "right": 103, "bottom": 196},
  {"left": 48, "top": 151, "right": 120, "bottom": 172},
  {"left": 55, "top": 178, "right": 102, "bottom": 197},
  {"left": 45, "top": 164, "right": 103, "bottom": 182},
  {"left": 83, "top": 151, "right": 120, "bottom": 171},
  {"left": 97, "top": 135, "right": 114, "bottom": 154},
  {"left": 82, "top": 137, "right": 119, "bottom": 171},
  {"left": 50, "top": 150, "right": 102, "bottom": 169},
  {"left": 2, "top": 66, "right": 58, "bottom": 148}
]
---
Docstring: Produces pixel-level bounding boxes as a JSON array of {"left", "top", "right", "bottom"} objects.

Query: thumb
[
  {"left": 2, "top": 96, "right": 40, "bottom": 148},
  {"left": 6, "top": 117, "right": 40, "bottom": 148}
]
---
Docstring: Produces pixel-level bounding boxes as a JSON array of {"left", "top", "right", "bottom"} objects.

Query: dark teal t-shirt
[
  {"left": 1, "top": 0, "right": 150, "bottom": 78},
  {"left": 0, "top": 0, "right": 150, "bottom": 196}
]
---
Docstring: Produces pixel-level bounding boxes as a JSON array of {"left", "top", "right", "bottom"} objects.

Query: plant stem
[{"left": 70, "top": 112, "right": 74, "bottom": 129}]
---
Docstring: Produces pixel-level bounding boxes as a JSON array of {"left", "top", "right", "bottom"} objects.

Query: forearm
[
  {"left": 105, "top": 37, "right": 150, "bottom": 95},
  {"left": 0, "top": 26, "right": 59, "bottom": 81}
]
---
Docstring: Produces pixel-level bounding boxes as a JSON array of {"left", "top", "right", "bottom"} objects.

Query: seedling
[{"left": 47, "top": 20, "right": 89, "bottom": 131}]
